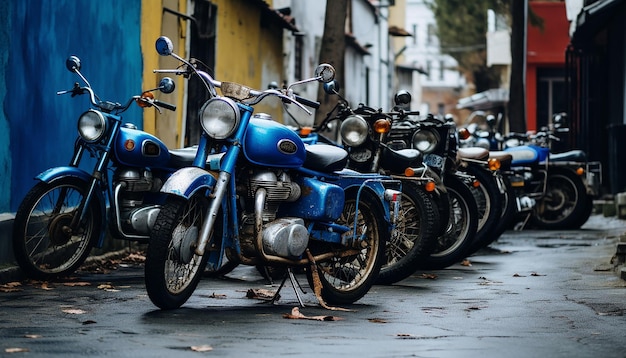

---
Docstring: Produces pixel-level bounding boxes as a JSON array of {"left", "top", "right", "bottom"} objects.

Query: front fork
[{"left": 195, "top": 171, "right": 231, "bottom": 256}]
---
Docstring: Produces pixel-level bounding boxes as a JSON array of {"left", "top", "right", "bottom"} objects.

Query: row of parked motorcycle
[{"left": 11, "top": 36, "right": 602, "bottom": 310}]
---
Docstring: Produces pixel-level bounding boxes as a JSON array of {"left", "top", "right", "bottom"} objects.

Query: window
[
  {"left": 412, "top": 24, "right": 417, "bottom": 45},
  {"left": 294, "top": 36, "right": 303, "bottom": 81},
  {"left": 426, "top": 60, "right": 432, "bottom": 78},
  {"left": 427, "top": 24, "right": 435, "bottom": 45},
  {"left": 439, "top": 60, "right": 444, "bottom": 80}
]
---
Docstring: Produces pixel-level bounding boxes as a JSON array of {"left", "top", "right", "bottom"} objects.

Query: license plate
[{"left": 424, "top": 154, "right": 444, "bottom": 168}]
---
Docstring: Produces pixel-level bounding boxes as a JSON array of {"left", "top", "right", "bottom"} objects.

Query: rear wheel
[
  {"left": 530, "top": 169, "right": 589, "bottom": 230},
  {"left": 416, "top": 175, "right": 478, "bottom": 270},
  {"left": 145, "top": 194, "right": 211, "bottom": 309},
  {"left": 12, "top": 178, "right": 101, "bottom": 280},
  {"left": 306, "top": 192, "right": 387, "bottom": 305},
  {"left": 464, "top": 165, "right": 503, "bottom": 254},
  {"left": 376, "top": 182, "right": 439, "bottom": 285}
]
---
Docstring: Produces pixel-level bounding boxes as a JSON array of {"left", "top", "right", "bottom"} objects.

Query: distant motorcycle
[
  {"left": 144, "top": 36, "right": 402, "bottom": 310},
  {"left": 12, "top": 56, "right": 182, "bottom": 280}
]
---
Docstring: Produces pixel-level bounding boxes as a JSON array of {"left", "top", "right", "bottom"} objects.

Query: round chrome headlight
[
  {"left": 199, "top": 97, "right": 240, "bottom": 140},
  {"left": 77, "top": 109, "right": 106, "bottom": 143},
  {"left": 340, "top": 115, "right": 368, "bottom": 147},
  {"left": 411, "top": 129, "right": 440, "bottom": 153}
]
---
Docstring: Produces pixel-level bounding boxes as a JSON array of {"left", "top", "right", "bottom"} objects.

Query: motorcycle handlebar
[
  {"left": 154, "top": 100, "right": 177, "bottom": 112},
  {"left": 294, "top": 95, "right": 320, "bottom": 109}
]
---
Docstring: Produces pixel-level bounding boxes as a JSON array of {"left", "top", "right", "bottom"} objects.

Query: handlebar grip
[
  {"left": 154, "top": 100, "right": 177, "bottom": 111},
  {"left": 295, "top": 95, "right": 320, "bottom": 109}
]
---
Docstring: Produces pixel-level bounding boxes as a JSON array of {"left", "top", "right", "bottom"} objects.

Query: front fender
[
  {"left": 35, "top": 166, "right": 108, "bottom": 248},
  {"left": 37, "top": 166, "right": 92, "bottom": 183},
  {"left": 161, "top": 167, "right": 219, "bottom": 199}
]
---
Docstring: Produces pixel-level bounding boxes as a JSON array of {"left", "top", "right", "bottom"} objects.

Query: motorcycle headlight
[
  {"left": 77, "top": 109, "right": 107, "bottom": 143},
  {"left": 199, "top": 97, "right": 240, "bottom": 140},
  {"left": 411, "top": 129, "right": 440, "bottom": 153},
  {"left": 340, "top": 115, "right": 368, "bottom": 147}
]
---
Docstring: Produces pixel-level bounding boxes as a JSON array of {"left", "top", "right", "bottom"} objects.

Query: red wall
[{"left": 526, "top": 1, "right": 570, "bottom": 131}]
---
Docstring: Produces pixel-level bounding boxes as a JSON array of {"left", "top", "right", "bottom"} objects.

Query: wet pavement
[{"left": 1, "top": 214, "right": 625, "bottom": 357}]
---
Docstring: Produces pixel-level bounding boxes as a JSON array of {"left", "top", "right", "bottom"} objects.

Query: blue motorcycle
[
  {"left": 144, "top": 37, "right": 402, "bottom": 310},
  {"left": 11, "top": 56, "right": 191, "bottom": 280}
]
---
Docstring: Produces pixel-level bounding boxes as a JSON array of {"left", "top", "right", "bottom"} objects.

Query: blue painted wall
[{"left": 1, "top": 0, "right": 143, "bottom": 212}]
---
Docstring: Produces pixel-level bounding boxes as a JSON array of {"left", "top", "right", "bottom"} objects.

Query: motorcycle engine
[
  {"left": 113, "top": 168, "right": 163, "bottom": 236},
  {"left": 239, "top": 170, "right": 308, "bottom": 259}
]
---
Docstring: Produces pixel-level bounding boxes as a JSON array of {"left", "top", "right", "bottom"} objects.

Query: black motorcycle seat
[
  {"left": 490, "top": 151, "right": 513, "bottom": 168},
  {"left": 304, "top": 144, "right": 349, "bottom": 172},
  {"left": 382, "top": 147, "right": 422, "bottom": 174},
  {"left": 550, "top": 150, "right": 586, "bottom": 162},
  {"left": 458, "top": 147, "right": 490, "bottom": 160}
]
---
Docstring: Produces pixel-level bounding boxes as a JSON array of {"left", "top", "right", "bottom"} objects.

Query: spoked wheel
[
  {"left": 484, "top": 175, "right": 518, "bottom": 245},
  {"left": 12, "top": 178, "right": 101, "bottom": 280},
  {"left": 306, "top": 192, "right": 387, "bottom": 305},
  {"left": 376, "top": 182, "right": 440, "bottom": 285},
  {"left": 416, "top": 175, "right": 478, "bottom": 270},
  {"left": 530, "top": 169, "right": 589, "bottom": 230},
  {"left": 145, "top": 194, "right": 211, "bottom": 310},
  {"left": 464, "top": 164, "right": 503, "bottom": 255}
]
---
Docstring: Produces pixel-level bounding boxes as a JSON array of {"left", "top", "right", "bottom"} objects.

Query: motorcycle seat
[
  {"left": 304, "top": 144, "right": 349, "bottom": 172},
  {"left": 550, "top": 150, "right": 587, "bottom": 162},
  {"left": 458, "top": 147, "right": 489, "bottom": 160},
  {"left": 381, "top": 147, "right": 422, "bottom": 174}
]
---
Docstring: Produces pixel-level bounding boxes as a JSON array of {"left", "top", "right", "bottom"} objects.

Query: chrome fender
[{"left": 160, "top": 167, "right": 218, "bottom": 199}]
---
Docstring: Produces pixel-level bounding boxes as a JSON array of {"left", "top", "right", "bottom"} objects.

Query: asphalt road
[{"left": 1, "top": 214, "right": 625, "bottom": 358}]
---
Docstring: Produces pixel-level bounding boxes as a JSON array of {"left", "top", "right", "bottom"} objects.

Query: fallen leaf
[
  {"left": 24, "top": 335, "right": 41, "bottom": 339},
  {"left": 282, "top": 307, "right": 343, "bottom": 321},
  {"left": 419, "top": 273, "right": 438, "bottom": 280},
  {"left": 82, "top": 320, "right": 97, "bottom": 325},
  {"left": 40, "top": 283, "right": 54, "bottom": 290},
  {"left": 191, "top": 345, "right": 213, "bottom": 352},
  {"left": 530, "top": 272, "right": 546, "bottom": 276},
  {"left": 246, "top": 288, "right": 277, "bottom": 301},
  {"left": 461, "top": 259, "right": 472, "bottom": 266},
  {"left": 63, "top": 282, "right": 91, "bottom": 287},
  {"left": 513, "top": 273, "right": 526, "bottom": 277},
  {"left": 62, "top": 308, "right": 86, "bottom": 315},
  {"left": 368, "top": 318, "right": 388, "bottom": 323},
  {"left": 5, "top": 348, "right": 29, "bottom": 353},
  {"left": 0, "top": 284, "right": 22, "bottom": 293},
  {"left": 209, "top": 292, "right": 227, "bottom": 299}
]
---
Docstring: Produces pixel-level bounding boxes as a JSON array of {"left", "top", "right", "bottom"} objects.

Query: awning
[{"left": 457, "top": 88, "right": 509, "bottom": 111}]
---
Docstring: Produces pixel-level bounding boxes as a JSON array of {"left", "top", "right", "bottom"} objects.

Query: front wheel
[
  {"left": 416, "top": 175, "right": 478, "bottom": 270},
  {"left": 12, "top": 178, "right": 102, "bottom": 280},
  {"left": 376, "top": 182, "right": 440, "bottom": 285},
  {"left": 306, "top": 192, "right": 387, "bottom": 305},
  {"left": 530, "top": 169, "right": 589, "bottom": 230},
  {"left": 145, "top": 194, "right": 211, "bottom": 309}
]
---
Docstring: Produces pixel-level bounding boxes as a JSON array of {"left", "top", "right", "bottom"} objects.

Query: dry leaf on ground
[
  {"left": 283, "top": 307, "right": 343, "bottom": 321},
  {"left": 191, "top": 345, "right": 213, "bottom": 352},
  {"left": 62, "top": 308, "right": 86, "bottom": 315},
  {"left": 5, "top": 347, "right": 29, "bottom": 353},
  {"left": 246, "top": 288, "right": 277, "bottom": 301}
]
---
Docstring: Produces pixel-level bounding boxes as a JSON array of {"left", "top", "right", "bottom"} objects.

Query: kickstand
[
  {"left": 269, "top": 268, "right": 307, "bottom": 307},
  {"left": 516, "top": 212, "right": 532, "bottom": 231}
]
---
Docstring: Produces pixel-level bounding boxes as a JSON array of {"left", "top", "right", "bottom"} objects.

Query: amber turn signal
[
  {"left": 136, "top": 91, "right": 154, "bottom": 108},
  {"left": 576, "top": 167, "right": 585, "bottom": 176},
  {"left": 472, "top": 180, "right": 480, "bottom": 188},
  {"left": 425, "top": 181, "right": 436, "bottom": 192},
  {"left": 458, "top": 127, "right": 471, "bottom": 140},
  {"left": 299, "top": 126, "right": 313, "bottom": 136},
  {"left": 488, "top": 158, "right": 501, "bottom": 171},
  {"left": 405, "top": 167, "right": 415, "bottom": 177},
  {"left": 374, "top": 119, "right": 391, "bottom": 134}
]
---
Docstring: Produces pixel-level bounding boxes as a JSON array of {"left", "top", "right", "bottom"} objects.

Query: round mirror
[
  {"left": 159, "top": 77, "right": 175, "bottom": 94},
  {"left": 155, "top": 36, "right": 174, "bottom": 56},
  {"left": 65, "top": 56, "right": 81, "bottom": 73},
  {"left": 323, "top": 80, "right": 340, "bottom": 94},
  {"left": 394, "top": 90, "right": 411, "bottom": 106},
  {"left": 314, "top": 64, "right": 335, "bottom": 83}
]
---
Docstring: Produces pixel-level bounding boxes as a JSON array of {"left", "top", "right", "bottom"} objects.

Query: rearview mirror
[
  {"left": 155, "top": 36, "right": 174, "bottom": 56},
  {"left": 65, "top": 56, "right": 81, "bottom": 73},
  {"left": 158, "top": 77, "right": 175, "bottom": 94},
  {"left": 314, "top": 64, "right": 335, "bottom": 83}
]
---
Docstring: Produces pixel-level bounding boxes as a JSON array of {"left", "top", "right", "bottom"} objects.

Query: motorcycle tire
[
  {"left": 145, "top": 193, "right": 211, "bottom": 310},
  {"left": 376, "top": 182, "right": 440, "bottom": 285},
  {"left": 464, "top": 164, "right": 504, "bottom": 255},
  {"left": 529, "top": 168, "right": 590, "bottom": 230},
  {"left": 478, "top": 174, "right": 518, "bottom": 248},
  {"left": 415, "top": 174, "right": 478, "bottom": 270},
  {"left": 12, "top": 178, "right": 102, "bottom": 280},
  {"left": 305, "top": 190, "right": 387, "bottom": 305}
]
